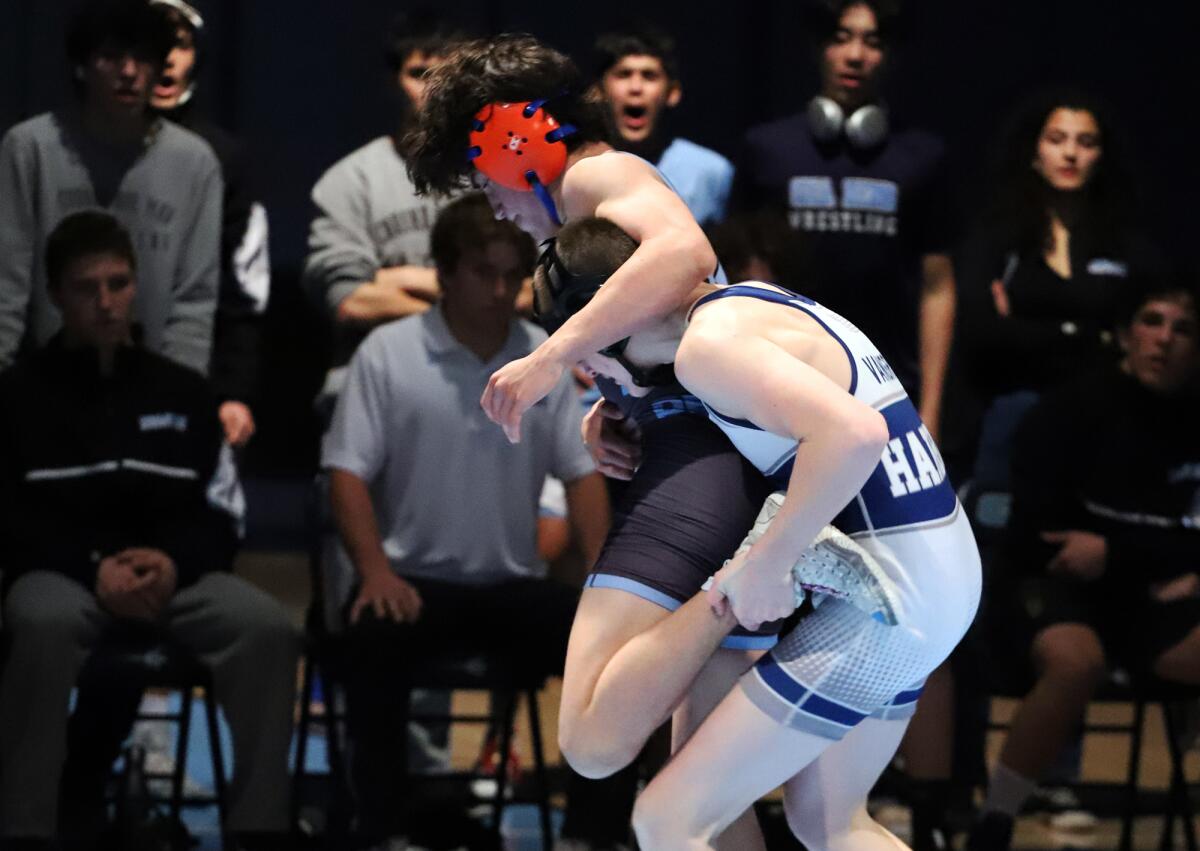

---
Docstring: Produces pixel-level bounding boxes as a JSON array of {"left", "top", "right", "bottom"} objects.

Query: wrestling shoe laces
[{"left": 737, "top": 492, "right": 903, "bottom": 626}]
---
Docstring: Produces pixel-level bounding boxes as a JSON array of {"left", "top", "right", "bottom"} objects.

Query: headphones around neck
[
  {"left": 806, "top": 96, "right": 888, "bottom": 149},
  {"left": 467, "top": 100, "right": 576, "bottom": 226}
]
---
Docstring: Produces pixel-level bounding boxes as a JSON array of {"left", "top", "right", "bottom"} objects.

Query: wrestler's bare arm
[
  {"left": 675, "top": 307, "right": 887, "bottom": 585},
  {"left": 543, "top": 153, "right": 716, "bottom": 364},
  {"left": 481, "top": 153, "right": 717, "bottom": 442}
]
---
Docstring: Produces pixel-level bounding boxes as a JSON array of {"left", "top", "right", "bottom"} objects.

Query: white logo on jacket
[{"left": 139, "top": 413, "right": 188, "bottom": 432}]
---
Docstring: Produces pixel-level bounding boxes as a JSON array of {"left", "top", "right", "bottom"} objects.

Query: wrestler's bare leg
[{"left": 558, "top": 587, "right": 736, "bottom": 778}]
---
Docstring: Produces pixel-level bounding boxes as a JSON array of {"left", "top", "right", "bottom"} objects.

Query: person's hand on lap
[
  {"left": 350, "top": 571, "right": 423, "bottom": 625},
  {"left": 219, "top": 400, "right": 256, "bottom": 447},
  {"left": 1042, "top": 530, "right": 1106, "bottom": 581}
]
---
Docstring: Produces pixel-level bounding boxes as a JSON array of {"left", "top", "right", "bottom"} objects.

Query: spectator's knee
[
  {"left": 1035, "top": 629, "right": 1106, "bottom": 689},
  {"left": 3, "top": 598, "right": 83, "bottom": 640},
  {"left": 239, "top": 597, "right": 301, "bottom": 662}
]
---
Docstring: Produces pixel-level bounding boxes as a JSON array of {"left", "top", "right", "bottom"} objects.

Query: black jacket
[
  {"left": 1008, "top": 368, "right": 1200, "bottom": 588},
  {"left": 0, "top": 338, "right": 240, "bottom": 595}
]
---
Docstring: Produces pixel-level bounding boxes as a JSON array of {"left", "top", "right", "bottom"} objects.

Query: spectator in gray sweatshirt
[
  {"left": 302, "top": 10, "right": 460, "bottom": 396},
  {"left": 0, "top": 0, "right": 222, "bottom": 378}
]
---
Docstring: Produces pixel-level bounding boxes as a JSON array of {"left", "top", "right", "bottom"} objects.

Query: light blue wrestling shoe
[{"left": 735, "top": 492, "right": 903, "bottom": 626}]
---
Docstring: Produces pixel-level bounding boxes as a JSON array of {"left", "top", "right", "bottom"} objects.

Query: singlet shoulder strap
[{"left": 687, "top": 281, "right": 815, "bottom": 322}]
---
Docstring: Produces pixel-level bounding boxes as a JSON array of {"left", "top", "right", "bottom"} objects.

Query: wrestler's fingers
[
  {"left": 480, "top": 377, "right": 504, "bottom": 422},
  {"left": 597, "top": 446, "right": 638, "bottom": 471},
  {"left": 597, "top": 461, "right": 635, "bottom": 481},
  {"left": 597, "top": 434, "right": 640, "bottom": 461},
  {"left": 707, "top": 588, "right": 728, "bottom": 616},
  {"left": 502, "top": 411, "right": 522, "bottom": 444}
]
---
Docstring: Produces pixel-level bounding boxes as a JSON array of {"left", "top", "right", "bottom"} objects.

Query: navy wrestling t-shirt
[{"left": 737, "top": 114, "right": 950, "bottom": 396}]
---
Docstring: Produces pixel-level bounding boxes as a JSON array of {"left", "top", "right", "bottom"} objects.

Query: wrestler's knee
[
  {"left": 632, "top": 786, "right": 698, "bottom": 851},
  {"left": 558, "top": 719, "right": 640, "bottom": 779}
]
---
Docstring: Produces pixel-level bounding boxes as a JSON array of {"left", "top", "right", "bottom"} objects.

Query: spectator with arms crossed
[{"left": 303, "top": 10, "right": 460, "bottom": 396}]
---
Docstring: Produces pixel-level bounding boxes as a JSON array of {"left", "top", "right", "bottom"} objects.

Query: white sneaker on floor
[{"left": 737, "top": 492, "right": 904, "bottom": 626}]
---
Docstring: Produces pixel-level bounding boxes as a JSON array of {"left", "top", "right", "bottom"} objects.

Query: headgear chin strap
[
  {"left": 467, "top": 100, "right": 576, "bottom": 225},
  {"left": 533, "top": 240, "right": 676, "bottom": 389}
]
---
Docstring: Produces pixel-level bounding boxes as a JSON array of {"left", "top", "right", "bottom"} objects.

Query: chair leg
[
  {"left": 492, "top": 690, "right": 520, "bottom": 845},
  {"left": 1160, "top": 701, "right": 1197, "bottom": 851},
  {"left": 525, "top": 688, "right": 554, "bottom": 850},
  {"left": 325, "top": 672, "right": 351, "bottom": 842},
  {"left": 291, "top": 654, "right": 315, "bottom": 832},
  {"left": 1119, "top": 699, "right": 1146, "bottom": 851},
  {"left": 171, "top": 687, "right": 195, "bottom": 824},
  {"left": 203, "top": 686, "right": 230, "bottom": 851}
]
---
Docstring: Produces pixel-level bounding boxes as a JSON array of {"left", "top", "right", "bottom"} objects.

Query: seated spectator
[
  {"left": 593, "top": 25, "right": 733, "bottom": 225},
  {"left": 149, "top": 0, "right": 272, "bottom": 448},
  {"left": 949, "top": 88, "right": 1154, "bottom": 483},
  {"left": 0, "top": 211, "right": 299, "bottom": 851},
  {"left": 967, "top": 279, "right": 1200, "bottom": 851},
  {"left": 322, "top": 194, "right": 611, "bottom": 849},
  {"left": 0, "top": 0, "right": 222, "bottom": 378},
  {"left": 303, "top": 10, "right": 460, "bottom": 400}
]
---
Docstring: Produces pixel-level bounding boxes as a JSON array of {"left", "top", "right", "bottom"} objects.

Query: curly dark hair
[
  {"left": 986, "top": 87, "right": 1136, "bottom": 259},
  {"left": 401, "top": 34, "right": 612, "bottom": 196}
]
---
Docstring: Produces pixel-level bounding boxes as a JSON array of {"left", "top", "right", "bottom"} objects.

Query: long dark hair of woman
[{"left": 985, "top": 87, "right": 1137, "bottom": 259}]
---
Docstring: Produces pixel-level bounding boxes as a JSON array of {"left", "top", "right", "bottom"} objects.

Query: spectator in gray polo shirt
[{"left": 322, "top": 194, "right": 609, "bottom": 848}]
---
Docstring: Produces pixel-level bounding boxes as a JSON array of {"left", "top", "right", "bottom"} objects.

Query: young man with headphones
[{"left": 738, "top": 0, "right": 955, "bottom": 443}]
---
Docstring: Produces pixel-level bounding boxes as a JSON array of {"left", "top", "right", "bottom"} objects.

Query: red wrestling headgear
[{"left": 467, "top": 100, "right": 576, "bottom": 224}]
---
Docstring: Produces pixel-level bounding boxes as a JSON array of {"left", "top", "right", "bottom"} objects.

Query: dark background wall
[{"left": 2, "top": 0, "right": 1196, "bottom": 472}]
